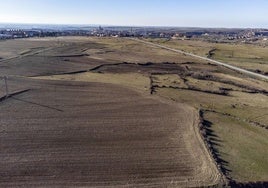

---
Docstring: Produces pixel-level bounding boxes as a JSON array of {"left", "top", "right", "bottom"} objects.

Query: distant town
[{"left": 1, "top": 24, "right": 268, "bottom": 44}]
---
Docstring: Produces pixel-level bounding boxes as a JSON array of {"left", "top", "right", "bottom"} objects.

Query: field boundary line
[
  {"left": 198, "top": 109, "right": 229, "bottom": 186},
  {"left": 0, "top": 89, "right": 30, "bottom": 103}
]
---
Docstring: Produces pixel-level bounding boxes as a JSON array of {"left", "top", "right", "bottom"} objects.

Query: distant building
[{"left": 0, "top": 34, "right": 12, "bottom": 39}]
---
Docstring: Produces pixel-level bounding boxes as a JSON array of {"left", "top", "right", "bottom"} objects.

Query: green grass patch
[{"left": 204, "top": 112, "right": 268, "bottom": 182}]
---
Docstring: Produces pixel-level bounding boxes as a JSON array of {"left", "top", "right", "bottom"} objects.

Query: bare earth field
[
  {"left": 0, "top": 78, "right": 219, "bottom": 187},
  {"left": 0, "top": 36, "right": 267, "bottom": 187},
  {"left": 0, "top": 37, "right": 222, "bottom": 187}
]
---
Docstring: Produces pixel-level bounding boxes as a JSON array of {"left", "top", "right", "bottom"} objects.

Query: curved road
[{"left": 131, "top": 38, "right": 268, "bottom": 81}]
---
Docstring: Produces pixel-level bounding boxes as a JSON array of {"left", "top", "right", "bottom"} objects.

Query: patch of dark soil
[
  {"left": 229, "top": 181, "right": 268, "bottom": 188},
  {"left": 167, "top": 86, "right": 229, "bottom": 96},
  {"left": 43, "top": 41, "right": 106, "bottom": 56},
  {"left": 53, "top": 54, "right": 89, "bottom": 58},
  {"left": 207, "top": 62, "right": 218, "bottom": 66},
  {"left": 180, "top": 62, "right": 198, "bottom": 65},
  {"left": 62, "top": 70, "right": 89, "bottom": 75},
  {"left": 253, "top": 69, "right": 268, "bottom": 77},
  {"left": 207, "top": 48, "right": 217, "bottom": 58},
  {"left": 0, "top": 55, "right": 106, "bottom": 77},
  {"left": 90, "top": 62, "right": 188, "bottom": 74},
  {"left": 149, "top": 74, "right": 155, "bottom": 95}
]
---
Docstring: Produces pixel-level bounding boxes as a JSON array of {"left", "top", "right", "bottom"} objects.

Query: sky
[{"left": 0, "top": 0, "right": 267, "bottom": 28}]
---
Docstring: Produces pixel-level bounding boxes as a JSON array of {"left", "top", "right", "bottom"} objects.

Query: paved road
[{"left": 131, "top": 38, "right": 268, "bottom": 81}]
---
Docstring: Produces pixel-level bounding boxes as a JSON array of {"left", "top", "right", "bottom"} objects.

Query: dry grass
[
  {"left": 152, "top": 74, "right": 187, "bottom": 88},
  {"left": 88, "top": 37, "right": 203, "bottom": 64},
  {"left": 35, "top": 72, "right": 150, "bottom": 94},
  {"left": 0, "top": 39, "right": 57, "bottom": 59},
  {"left": 157, "top": 87, "right": 268, "bottom": 181},
  {"left": 146, "top": 38, "right": 268, "bottom": 73},
  {"left": 1, "top": 36, "right": 267, "bottom": 185},
  {"left": 204, "top": 112, "right": 268, "bottom": 182}
]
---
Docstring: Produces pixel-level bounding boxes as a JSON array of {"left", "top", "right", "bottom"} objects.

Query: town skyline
[{"left": 0, "top": 0, "right": 268, "bottom": 28}]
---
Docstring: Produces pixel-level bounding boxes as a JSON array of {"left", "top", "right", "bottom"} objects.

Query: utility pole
[{"left": 1, "top": 76, "right": 9, "bottom": 98}]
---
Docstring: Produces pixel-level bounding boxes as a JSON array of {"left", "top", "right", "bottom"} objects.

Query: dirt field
[
  {"left": 1, "top": 36, "right": 267, "bottom": 186},
  {"left": 0, "top": 37, "right": 224, "bottom": 187},
  {"left": 0, "top": 78, "right": 221, "bottom": 187}
]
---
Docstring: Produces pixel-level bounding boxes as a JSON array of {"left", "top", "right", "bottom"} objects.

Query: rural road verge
[{"left": 130, "top": 38, "right": 268, "bottom": 81}]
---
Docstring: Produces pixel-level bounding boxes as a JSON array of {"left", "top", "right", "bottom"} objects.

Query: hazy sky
[{"left": 0, "top": 0, "right": 267, "bottom": 28}]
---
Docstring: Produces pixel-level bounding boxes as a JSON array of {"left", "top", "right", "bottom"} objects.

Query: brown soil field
[
  {"left": 0, "top": 39, "right": 57, "bottom": 59},
  {"left": 0, "top": 37, "right": 223, "bottom": 187},
  {"left": 1, "top": 36, "right": 267, "bottom": 186},
  {"left": 0, "top": 78, "right": 220, "bottom": 187}
]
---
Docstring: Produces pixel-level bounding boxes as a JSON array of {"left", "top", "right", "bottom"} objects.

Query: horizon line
[{"left": 0, "top": 22, "right": 267, "bottom": 30}]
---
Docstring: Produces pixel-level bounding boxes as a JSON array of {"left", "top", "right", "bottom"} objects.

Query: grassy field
[
  {"left": 145, "top": 38, "right": 268, "bottom": 74},
  {"left": 156, "top": 86, "right": 268, "bottom": 182},
  {"left": 204, "top": 112, "right": 268, "bottom": 182}
]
